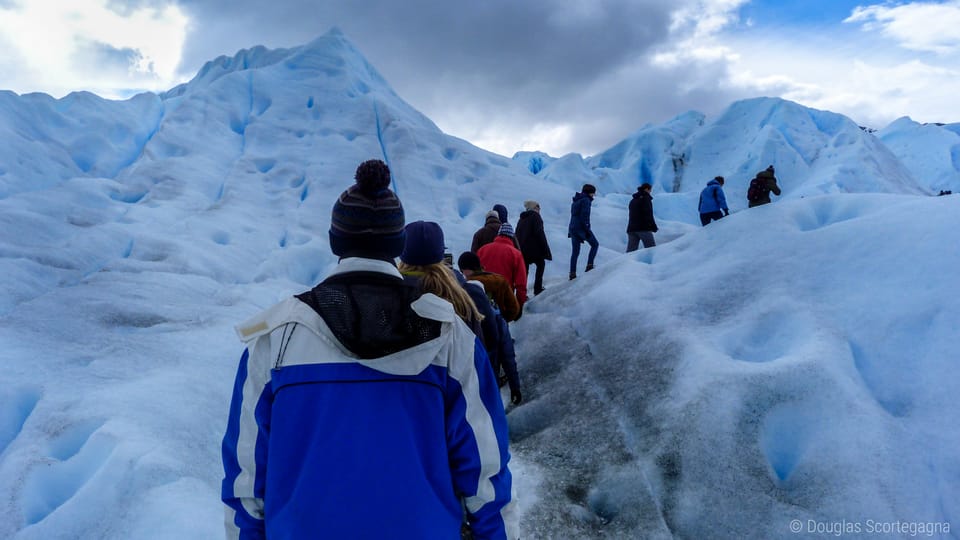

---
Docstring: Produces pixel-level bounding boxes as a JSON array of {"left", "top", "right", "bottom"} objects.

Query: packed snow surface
[{"left": 0, "top": 29, "right": 957, "bottom": 539}]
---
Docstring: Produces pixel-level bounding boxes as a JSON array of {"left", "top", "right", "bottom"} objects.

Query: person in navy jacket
[
  {"left": 221, "top": 160, "right": 518, "bottom": 540},
  {"left": 567, "top": 183, "right": 599, "bottom": 279}
]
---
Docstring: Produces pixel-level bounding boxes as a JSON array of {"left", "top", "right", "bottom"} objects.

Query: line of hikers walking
[
  {"left": 469, "top": 165, "right": 782, "bottom": 290},
  {"left": 219, "top": 160, "right": 784, "bottom": 539}
]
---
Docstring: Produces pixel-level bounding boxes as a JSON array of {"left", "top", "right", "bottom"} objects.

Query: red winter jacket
[{"left": 477, "top": 236, "right": 528, "bottom": 306}]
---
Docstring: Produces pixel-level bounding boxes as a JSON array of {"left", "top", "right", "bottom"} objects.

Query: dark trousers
[
  {"left": 526, "top": 260, "right": 546, "bottom": 295},
  {"left": 700, "top": 211, "right": 724, "bottom": 226},
  {"left": 626, "top": 231, "right": 656, "bottom": 252},
  {"left": 570, "top": 231, "right": 599, "bottom": 274}
]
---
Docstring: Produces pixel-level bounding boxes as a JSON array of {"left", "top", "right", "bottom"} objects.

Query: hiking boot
[
  {"left": 585, "top": 264, "right": 595, "bottom": 272},
  {"left": 569, "top": 272, "right": 576, "bottom": 280}
]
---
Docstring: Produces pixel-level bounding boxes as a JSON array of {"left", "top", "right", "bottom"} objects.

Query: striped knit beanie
[
  {"left": 329, "top": 159, "right": 406, "bottom": 259},
  {"left": 498, "top": 222, "right": 515, "bottom": 238}
]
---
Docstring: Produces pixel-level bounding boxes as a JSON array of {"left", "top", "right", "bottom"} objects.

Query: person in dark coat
[
  {"left": 515, "top": 200, "right": 552, "bottom": 295},
  {"left": 748, "top": 165, "right": 782, "bottom": 207},
  {"left": 698, "top": 176, "right": 729, "bottom": 226},
  {"left": 471, "top": 210, "right": 501, "bottom": 252},
  {"left": 626, "top": 183, "right": 657, "bottom": 252},
  {"left": 567, "top": 184, "right": 599, "bottom": 280},
  {"left": 493, "top": 204, "right": 509, "bottom": 225}
]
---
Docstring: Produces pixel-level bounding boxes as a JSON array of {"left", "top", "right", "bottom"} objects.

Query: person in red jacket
[{"left": 477, "top": 223, "right": 528, "bottom": 308}]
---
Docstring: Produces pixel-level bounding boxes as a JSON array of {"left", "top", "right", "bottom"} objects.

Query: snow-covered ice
[{"left": 0, "top": 29, "right": 956, "bottom": 539}]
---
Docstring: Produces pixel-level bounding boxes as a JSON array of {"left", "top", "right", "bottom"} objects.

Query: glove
[
  {"left": 723, "top": 208, "right": 730, "bottom": 216},
  {"left": 510, "top": 390, "right": 522, "bottom": 405}
]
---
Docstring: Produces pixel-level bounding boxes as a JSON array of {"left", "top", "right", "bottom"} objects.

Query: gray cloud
[
  {"left": 134, "top": 0, "right": 748, "bottom": 155},
  {"left": 71, "top": 39, "right": 156, "bottom": 81}
]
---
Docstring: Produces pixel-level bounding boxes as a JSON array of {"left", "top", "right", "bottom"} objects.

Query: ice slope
[
  {"left": 0, "top": 90, "right": 162, "bottom": 197},
  {"left": 512, "top": 194, "right": 960, "bottom": 538},
  {"left": 0, "top": 29, "right": 584, "bottom": 316},
  {"left": 878, "top": 117, "right": 960, "bottom": 194},
  {"left": 0, "top": 29, "right": 957, "bottom": 540}
]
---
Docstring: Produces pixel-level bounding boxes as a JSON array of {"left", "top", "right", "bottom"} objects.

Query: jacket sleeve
[
  {"left": 222, "top": 346, "right": 273, "bottom": 540},
  {"left": 446, "top": 338, "right": 519, "bottom": 540},
  {"left": 495, "top": 280, "right": 521, "bottom": 322},
  {"left": 717, "top": 187, "right": 728, "bottom": 211},
  {"left": 496, "top": 316, "right": 521, "bottom": 395},
  {"left": 769, "top": 177, "right": 782, "bottom": 195},
  {"left": 537, "top": 217, "right": 552, "bottom": 260},
  {"left": 513, "top": 253, "right": 528, "bottom": 306}
]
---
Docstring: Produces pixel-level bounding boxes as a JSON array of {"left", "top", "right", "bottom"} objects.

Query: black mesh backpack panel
[{"left": 296, "top": 271, "right": 441, "bottom": 359}]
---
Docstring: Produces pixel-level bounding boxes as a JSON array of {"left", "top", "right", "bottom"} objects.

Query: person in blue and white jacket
[{"left": 221, "top": 159, "right": 518, "bottom": 540}]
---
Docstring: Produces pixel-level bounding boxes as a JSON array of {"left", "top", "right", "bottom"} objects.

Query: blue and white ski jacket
[{"left": 221, "top": 258, "right": 518, "bottom": 540}]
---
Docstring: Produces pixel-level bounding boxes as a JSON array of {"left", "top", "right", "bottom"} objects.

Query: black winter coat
[
  {"left": 515, "top": 210, "right": 552, "bottom": 263},
  {"left": 627, "top": 191, "right": 658, "bottom": 233}
]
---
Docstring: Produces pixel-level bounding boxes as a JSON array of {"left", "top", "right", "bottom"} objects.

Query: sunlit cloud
[
  {"left": 845, "top": 1, "right": 960, "bottom": 54},
  {"left": 653, "top": 0, "right": 746, "bottom": 67},
  {"left": 0, "top": 0, "right": 188, "bottom": 98},
  {"left": 721, "top": 32, "right": 960, "bottom": 127}
]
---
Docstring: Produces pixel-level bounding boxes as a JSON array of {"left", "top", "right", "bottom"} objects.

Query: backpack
[{"left": 747, "top": 177, "right": 766, "bottom": 202}]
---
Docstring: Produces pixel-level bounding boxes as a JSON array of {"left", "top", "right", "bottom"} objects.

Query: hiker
[
  {"left": 399, "top": 220, "right": 483, "bottom": 339},
  {"left": 221, "top": 159, "right": 517, "bottom": 540},
  {"left": 568, "top": 183, "right": 599, "bottom": 279},
  {"left": 515, "top": 200, "right": 552, "bottom": 296},
  {"left": 477, "top": 223, "right": 529, "bottom": 308},
  {"left": 626, "top": 183, "right": 657, "bottom": 251},
  {"left": 747, "top": 165, "right": 782, "bottom": 207},
  {"left": 457, "top": 251, "right": 521, "bottom": 323},
  {"left": 471, "top": 210, "right": 502, "bottom": 252},
  {"left": 458, "top": 251, "right": 523, "bottom": 405},
  {"left": 492, "top": 203, "right": 521, "bottom": 249},
  {"left": 698, "top": 176, "right": 729, "bottom": 226}
]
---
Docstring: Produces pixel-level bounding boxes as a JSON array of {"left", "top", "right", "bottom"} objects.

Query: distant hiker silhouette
[
  {"left": 515, "top": 200, "right": 552, "bottom": 295},
  {"left": 471, "top": 210, "right": 501, "bottom": 253},
  {"left": 747, "top": 165, "right": 782, "bottom": 207},
  {"left": 626, "top": 183, "right": 657, "bottom": 251},
  {"left": 568, "top": 183, "right": 599, "bottom": 279},
  {"left": 698, "top": 176, "right": 729, "bottom": 226}
]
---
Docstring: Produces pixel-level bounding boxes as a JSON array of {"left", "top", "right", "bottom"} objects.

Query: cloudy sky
[{"left": 0, "top": 0, "right": 958, "bottom": 156}]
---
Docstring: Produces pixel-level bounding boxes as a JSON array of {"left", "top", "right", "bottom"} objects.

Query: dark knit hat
[
  {"left": 493, "top": 204, "right": 508, "bottom": 223},
  {"left": 329, "top": 159, "right": 405, "bottom": 259},
  {"left": 457, "top": 251, "right": 483, "bottom": 272},
  {"left": 582, "top": 183, "right": 597, "bottom": 195},
  {"left": 400, "top": 221, "right": 445, "bottom": 266},
  {"left": 498, "top": 222, "right": 515, "bottom": 238}
]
